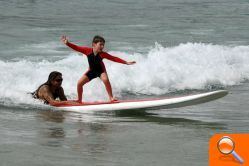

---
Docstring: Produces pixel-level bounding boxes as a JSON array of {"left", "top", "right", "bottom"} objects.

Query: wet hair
[
  {"left": 45, "top": 71, "right": 62, "bottom": 85},
  {"left": 31, "top": 71, "right": 62, "bottom": 98},
  {"left": 92, "top": 35, "right": 105, "bottom": 44}
]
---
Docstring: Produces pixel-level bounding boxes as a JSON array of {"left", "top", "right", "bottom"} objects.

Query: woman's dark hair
[
  {"left": 92, "top": 35, "right": 105, "bottom": 44},
  {"left": 45, "top": 71, "right": 62, "bottom": 85},
  {"left": 31, "top": 71, "right": 62, "bottom": 98}
]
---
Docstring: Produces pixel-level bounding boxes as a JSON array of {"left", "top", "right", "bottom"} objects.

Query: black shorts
[{"left": 86, "top": 70, "right": 103, "bottom": 81}]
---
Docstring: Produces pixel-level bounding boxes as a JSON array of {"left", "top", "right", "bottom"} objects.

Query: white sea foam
[{"left": 1, "top": 42, "right": 249, "bottom": 106}]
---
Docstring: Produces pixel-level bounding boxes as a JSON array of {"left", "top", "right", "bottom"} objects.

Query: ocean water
[{"left": 1, "top": 0, "right": 249, "bottom": 165}]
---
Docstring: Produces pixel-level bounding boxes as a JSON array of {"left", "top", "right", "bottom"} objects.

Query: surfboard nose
[{"left": 214, "top": 90, "right": 229, "bottom": 98}]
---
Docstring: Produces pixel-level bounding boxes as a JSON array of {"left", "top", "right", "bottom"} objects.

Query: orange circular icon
[{"left": 217, "top": 136, "right": 235, "bottom": 154}]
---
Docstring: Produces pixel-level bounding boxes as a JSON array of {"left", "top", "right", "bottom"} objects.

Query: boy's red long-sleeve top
[{"left": 66, "top": 42, "right": 127, "bottom": 71}]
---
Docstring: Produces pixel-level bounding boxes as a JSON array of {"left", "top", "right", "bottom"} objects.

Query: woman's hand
[
  {"left": 126, "top": 61, "right": 136, "bottom": 65},
  {"left": 61, "top": 35, "right": 68, "bottom": 44}
]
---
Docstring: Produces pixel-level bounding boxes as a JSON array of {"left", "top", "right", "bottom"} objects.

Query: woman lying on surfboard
[
  {"left": 61, "top": 35, "right": 136, "bottom": 103},
  {"left": 32, "top": 71, "right": 81, "bottom": 106}
]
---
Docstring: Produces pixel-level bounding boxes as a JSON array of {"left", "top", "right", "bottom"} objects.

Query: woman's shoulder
[{"left": 38, "top": 84, "right": 50, "bottom": 93}]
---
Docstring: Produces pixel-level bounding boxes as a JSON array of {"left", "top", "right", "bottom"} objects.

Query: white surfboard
[{"left": 55, "top": 90, "right": 228, "bottom": 113}]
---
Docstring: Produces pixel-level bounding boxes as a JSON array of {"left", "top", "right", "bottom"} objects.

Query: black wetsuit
[{"left": 86, "top": 52, "right": 105, "bottom": 80}]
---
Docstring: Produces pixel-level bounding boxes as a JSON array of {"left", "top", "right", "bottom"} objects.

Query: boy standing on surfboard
[{"left": 61, "top": 35, "right": 136, "bottom": 103}]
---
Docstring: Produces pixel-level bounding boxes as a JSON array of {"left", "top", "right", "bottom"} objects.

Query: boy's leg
[
  {"left": 77, "top": 74, "right": 89, "bottom": 103},
  {"left": 100, "top": 72, "right": 117, "bottom": 102}
]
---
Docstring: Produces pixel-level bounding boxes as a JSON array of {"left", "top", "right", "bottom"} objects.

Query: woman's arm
[{"left": 40, "top": 86, "right": 81, "bottom": 106}]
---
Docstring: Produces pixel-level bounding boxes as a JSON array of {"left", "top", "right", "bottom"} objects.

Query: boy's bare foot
[
  {"left": 110, "top": 97, "right": 119, "bottom": 103},
  {"left": 74, "top": 100, "right": 83, "bottom": 104}
]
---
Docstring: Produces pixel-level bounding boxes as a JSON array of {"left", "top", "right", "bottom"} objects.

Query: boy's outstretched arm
[
  {"left": 101, "top": 52, "right": 136, "bottom": 65},
  {"left": 61, "top": 35, "right": 89, "bottom": 54}
]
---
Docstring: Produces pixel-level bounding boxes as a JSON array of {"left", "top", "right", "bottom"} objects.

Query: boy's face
[{"left": 93, "top": 42, "right": 105, "bottom": 53}]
